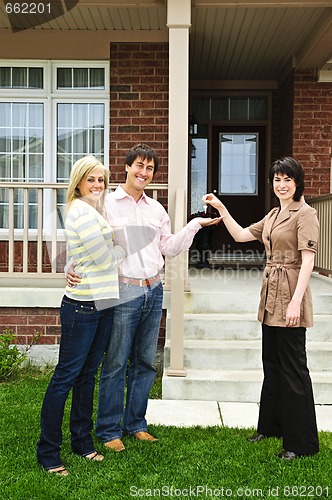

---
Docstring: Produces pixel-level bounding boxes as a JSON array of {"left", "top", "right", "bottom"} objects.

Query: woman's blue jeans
[
  {"left": 96, "top": 281, "right": 163, "bottom": 442},
  {"left": 36, "top": 296, "right": 113, "bottom": 470}
]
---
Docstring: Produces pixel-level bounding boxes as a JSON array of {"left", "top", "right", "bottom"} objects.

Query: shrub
[{"left": 0, "top": 329, "right": 42, "bottom": 382}]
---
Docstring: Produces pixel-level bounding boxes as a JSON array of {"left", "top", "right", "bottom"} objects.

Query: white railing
[
  {"left": 0, "top": 182, "right": 168, "bottom": 279},
  {"left": 308, "top": 193, "right": 332, "bottom": 276}
]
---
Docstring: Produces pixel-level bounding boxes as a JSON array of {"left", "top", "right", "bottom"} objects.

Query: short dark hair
[
  {"left": 269, "top": 157, "right": 304, "bottom": 202},
  {"left": 125, "top": 143, "right": 159, "bottom": 174}
]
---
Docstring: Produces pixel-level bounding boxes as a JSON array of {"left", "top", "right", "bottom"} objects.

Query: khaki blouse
[{"left": 248, "top": 197, "right": 319, "bottom": 327}]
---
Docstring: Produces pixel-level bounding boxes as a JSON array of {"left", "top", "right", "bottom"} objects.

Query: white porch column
[
  {"left": 167, "top": 0, "right": 191, "bottom": 225},
  {"left": 166, "top": 0, "right": 191, "bottom": 376}
]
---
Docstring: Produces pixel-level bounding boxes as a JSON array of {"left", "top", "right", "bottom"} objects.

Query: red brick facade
[
  {"left": 278, "top": 71, "right": 294, "bottom": 159},
  {"left": 293, "top": 69, "right": 332, "bottom": 198},
  {"left": 109, "top": 42, "right": 169, "bottom": 208},
  {"left": 0, "top": 307, "right": 61, "bottom": 345},
  {"left": 0, "top": 306, "right": 166, "bottom": 350}
]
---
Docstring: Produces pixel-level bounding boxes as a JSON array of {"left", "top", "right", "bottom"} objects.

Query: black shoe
[
  {"left": 247, "top": 433, "right": 265, "bottom": 443},
  {"left": 277, "top": 450, "right": 298, "bottom": 460}
]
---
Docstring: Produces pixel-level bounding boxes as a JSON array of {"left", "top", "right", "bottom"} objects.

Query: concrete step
[
  {"left": 184, "top": 271, "right": 332, "bottom": 313},
  {"left": 164, "top": 339, "right": 332, "bottom": 372},
  {"left": 183, "top": 291, "right": 332, "bottom": 314},
  {"left": 162, "top": 369, "right": 332, "bottom": 405},
  {"left": 184, "top": 291, "right": 259, "bottom": 314},
  {"left": 165, "top": 339, "right": 261, "bottom": 370},
  {"left": 166, "top": 314, "right": 332, "bottom": 342}
]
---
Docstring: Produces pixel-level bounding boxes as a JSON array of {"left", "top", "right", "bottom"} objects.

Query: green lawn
[{"left": 0, "top": 369, "right": 331, "bottom": 500}]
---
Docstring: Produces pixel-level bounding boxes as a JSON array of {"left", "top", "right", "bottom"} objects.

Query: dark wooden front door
[{"left": 210, "top": 125, "right": 266, "bottom": 261}]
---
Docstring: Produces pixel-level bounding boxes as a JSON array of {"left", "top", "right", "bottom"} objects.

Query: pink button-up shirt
[{"left": 105, "top": 186, "right": 201, "bottom": 279}]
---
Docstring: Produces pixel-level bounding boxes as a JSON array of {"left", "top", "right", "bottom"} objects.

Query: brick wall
[
  {"left": 0, "top": 306, "right": 166, "bottom": 351},
  {"left": 271, "top": 90, "right": 281, "bottom": 162},
  {"left": 293, "top": 68, "right": 332, "bottom": 198},
  {"left": 0, "top": 307, "right": 61, "bottom": 345},
  {"left": 109, "top": 42, "right": 169, "bottom": 207},
  {"left": 278, "top": 70, "right": 294, "bottom": 159}
]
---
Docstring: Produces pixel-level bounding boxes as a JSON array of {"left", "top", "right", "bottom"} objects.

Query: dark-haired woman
[{"left": 203, "top": 157, "right": 319, "bottom": 459}]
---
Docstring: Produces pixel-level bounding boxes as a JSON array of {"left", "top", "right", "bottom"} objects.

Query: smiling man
[{"left": 67, "top": 143, "right": 220, "bottom": 451}]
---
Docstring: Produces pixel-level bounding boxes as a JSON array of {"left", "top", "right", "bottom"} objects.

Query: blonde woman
[{"left": 37, "top": 156, "right": 125, "bottom": 476}]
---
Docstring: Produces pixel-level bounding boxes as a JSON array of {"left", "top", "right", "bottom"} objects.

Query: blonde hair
[{"left": 66, "top": 156, "right": 109, "bottom": 213}]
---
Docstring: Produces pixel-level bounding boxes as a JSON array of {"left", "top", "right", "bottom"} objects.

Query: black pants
[{"left": 257, "top": 324, "right": 319, "bottom": 456}]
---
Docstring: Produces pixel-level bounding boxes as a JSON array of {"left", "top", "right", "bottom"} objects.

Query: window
[
  {"left": 219, "top": 133, "right": 258, "bottom": 195},
  {"left": 0, "top": 66, "right": 43, "bottom": 89},
  {"left": 0, "top": 102, "right": 44, "bottom": 181},
  {"left": 192, "top": 96, "right": 268, "bottom": 122},
  {"left": 0, "top": 61, "right": 109, "bottom": 229},
  {"left": 57, "top": 67, "right": 105, "bottom": 89},
  {"left": 190, "top": 138, "right": 208, "bottom": 214},
  {"left": 57, "top": 103, "right": 105, "bottom": 181}
]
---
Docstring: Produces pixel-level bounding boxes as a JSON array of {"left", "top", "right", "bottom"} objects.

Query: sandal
[
  {"left": 84, "top": 451, "right": 104, "bottom": 462},
  {"left": 47, "top": 466, "right": 69, "bottom": 476}
]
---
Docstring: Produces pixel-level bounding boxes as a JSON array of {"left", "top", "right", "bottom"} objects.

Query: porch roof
[{"left": 0, "top": 1, "right": 332, "bottom": 82}]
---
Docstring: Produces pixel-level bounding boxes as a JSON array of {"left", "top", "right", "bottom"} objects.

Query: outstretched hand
[{"left": 196, "top": 216, "right": 223, "bottom": 227}]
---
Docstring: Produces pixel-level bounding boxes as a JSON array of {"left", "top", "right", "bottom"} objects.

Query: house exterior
[{"left": 0, "top": 0, "right": 332, "bottom": 361}]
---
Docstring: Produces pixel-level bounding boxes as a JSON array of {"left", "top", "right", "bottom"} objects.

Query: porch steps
[
  {"left": 162, "top": 271, "right": 332, "bottom": 405},
  {"left": 165, "top": 339, "right": 332, "bottom": 372},
  {"left": 163, "top": 369, "right": 332, "bottom": 405}
]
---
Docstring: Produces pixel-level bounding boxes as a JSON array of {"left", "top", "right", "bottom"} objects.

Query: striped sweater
[{"left": 64, "top": 198, "right": 126, "bottom": 301}]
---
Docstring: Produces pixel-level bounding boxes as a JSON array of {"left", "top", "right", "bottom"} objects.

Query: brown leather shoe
[
  {"left": 134, "top": 431, "right": 158, "bottom": 442},
  {"left": 104, "top": 438, "right": 125, "bottom": 452}
]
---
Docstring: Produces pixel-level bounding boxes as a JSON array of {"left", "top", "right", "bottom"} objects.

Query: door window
[
  {"left": 219, "top": 133, "right": 258, "bottom": 195},
  {"left": 190, "top": 138, "right": 208, "bottom": 214}
]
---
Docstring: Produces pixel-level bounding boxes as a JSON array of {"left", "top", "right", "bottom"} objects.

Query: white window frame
[
  {"left": 52, "top": 60, "right": 109, "bottom": 94},
  {"left": 0, "top": 59, "right": 48, "bottom": 95},
  {"left": 52, "top": 98, "right": 109, "bottom": 183},
  {"left": 0, "top": 59, "right": 109, "bottom": 238}
]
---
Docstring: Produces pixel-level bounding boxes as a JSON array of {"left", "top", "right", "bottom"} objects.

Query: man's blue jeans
[
  {"left": 37, "top": 296, "right": 113, "bottom": 470},
  {"left": 96, "top": 281, "right": 163, "bottom": 441}
]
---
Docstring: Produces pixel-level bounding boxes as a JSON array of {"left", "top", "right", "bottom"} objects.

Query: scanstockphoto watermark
[
  {"left": 129, "top": 485, "right": 330, "bottom": 498},
  {"left": 129, "top": 485, "right": 265, "bottom": 498}
]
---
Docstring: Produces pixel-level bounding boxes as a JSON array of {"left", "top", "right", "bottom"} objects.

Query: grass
[{"left": 0, "top": 368, "right": 331, "bottom": 500}]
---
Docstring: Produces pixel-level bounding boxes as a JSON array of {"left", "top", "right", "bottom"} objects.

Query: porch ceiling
[{"left": 1, "top": 0, "right": 332, "bottom": 81}]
